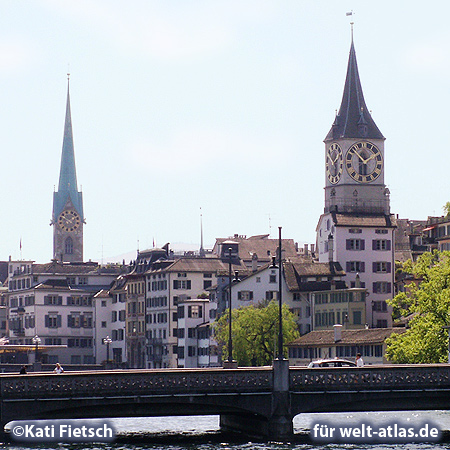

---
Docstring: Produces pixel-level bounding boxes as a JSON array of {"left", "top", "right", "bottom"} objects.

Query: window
[
  {"left": 178, "top": 329, "right": 185, "bottom": 338},
  {"left": 173, "top": 280, "right": 191, "bottom": 290},
  {"left": 188, "top": 305, "right": 202, "bottom": 318},
  {"left": 177, "top": 273, "right": 187, "bottom": 278},
  {"left": 44, "top": 295, "right": 62, "bottom": 305},
  {"left": 346, "top": 239, "right": 365, "bottom": 250},
  {"left": 353, "top": 311, "right": 362, "bottom": 325},
  {"left": 45, "top": 314, "right": 61, "bottom": 328},
  {"left": 349, "top": 228, "right": 362, "bottom": 234},
  {"left": 188, "top": 328, "right": 196, "bottom": 338},
  {"left": 375, "top": 229, "right": 388, "bottom": 234},
  {"left": 238, "top": 291, "right": 253, "bottom": 301},
  {"left": 203, "top": 280, "right": 212, "bottom": 289},
  {"left": 373, "top": 262, "right": 391, "bottom": 273},
  {"left": 65, "top": 237, "right": 73, "bottom": 254},
  {"left": 346, "top": 261, "right": 365, "bottom": 272},
  {"left": 188, "top": 346, "right": 196, "bottom": 357},
  {"left": 373, "top": 301, "right": 388, "bottom": 312},
  {"left": 372, "top": 239, "right": 391, "bottom": 251},
  {"left": 177, "top": 346, "right": 185, "bottom": 359},
  {"left": 101, "top": 321, "right": 107, "bottom": 328},
  {"left": 269, "top": 274, "right": 277, "bottom": 283},
  {"left": 177, "top": 306, "right": 185, "bottom": 318},
  {"left": 78, "top": 277, "right": 88, "bottom": 285},
  {"left": 376, "top": 320, "right": 388, "bottom": 329},
  {"left": 373, "top": 282, "right": 391, "bottom": 294},
  {"left": 266, "top": 291, "right": 278, "bottom": 300}
]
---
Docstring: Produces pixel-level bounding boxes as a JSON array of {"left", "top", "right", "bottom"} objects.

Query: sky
[{"left": 3, "top": 1, "right": 450, "bottom": 264}]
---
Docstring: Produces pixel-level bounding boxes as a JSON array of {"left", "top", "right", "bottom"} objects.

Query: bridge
[{"left": 1, "top": 361, "right": 450, "bottom": 441}]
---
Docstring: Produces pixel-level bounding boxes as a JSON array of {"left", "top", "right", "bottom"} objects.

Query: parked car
[{"left": 307, "top": 358, "right": 357, "bottom": 368}]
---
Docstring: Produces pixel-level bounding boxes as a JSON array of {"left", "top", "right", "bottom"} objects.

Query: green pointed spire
[{"left": 53, "top": 77, "right": 83, "bottom": 221}]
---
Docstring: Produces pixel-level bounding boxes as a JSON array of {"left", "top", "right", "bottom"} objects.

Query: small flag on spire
[
  {"left": 19, "top": 238, "right": 22, "bottom": 251},
  {"left": 346, "top": 11, "right": 353, "bottom": 16}
]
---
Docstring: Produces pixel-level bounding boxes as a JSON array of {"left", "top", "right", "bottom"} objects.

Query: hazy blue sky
[{"left": 4, "top": 1, "right": 450, "bottom": 263}]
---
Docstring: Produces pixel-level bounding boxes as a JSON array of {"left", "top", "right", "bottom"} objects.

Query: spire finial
[{"left": 346, "top": 10, "right": 354, "bottom": 42}]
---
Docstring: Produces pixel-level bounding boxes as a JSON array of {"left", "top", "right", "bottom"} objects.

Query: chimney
[
  {"left": 334, "top": 324, "right": 342, "bottom": 342},
  {"left": 304, "top": 244, "right": 309, "bottom": 256},
  {"left": 251, "top": 253, "right": 258, "bottom": 272},
  {"left": 310, "top": 243, "right": 315, "bottom": 254},
  {"left": 355, "top": 273, "right": 361, "bottom": 288},
  {"left": 328, "top": 234, "right": 334, "bottom": 262}
]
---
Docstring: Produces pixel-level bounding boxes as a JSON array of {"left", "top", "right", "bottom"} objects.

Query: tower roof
[
  {"left": 325, "top": 38, "right": 384, "bottom": 142},
  {"left": 53, "top": 78, "right": 83, "bottom": 220}
]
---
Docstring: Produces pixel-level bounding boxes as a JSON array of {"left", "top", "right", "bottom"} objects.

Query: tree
[
  {"left": 444, "top": 201, "right": 450, "bottom": 216},
  {"left": 213, "top": 300, "right": 300, "bottom": 366},
  {"left": 386, "top": 251, "right": 450, "bottom": 363}
]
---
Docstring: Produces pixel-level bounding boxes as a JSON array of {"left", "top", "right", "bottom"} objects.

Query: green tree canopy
[
  {"left": 386, "top": 251, "right": 450, "bottom": 363},
  {"left": 213, "top": 300, "right": 300, "bottom": 366},
  {"left": 444, "top": 201, "right": 450, "bottom": 216}
]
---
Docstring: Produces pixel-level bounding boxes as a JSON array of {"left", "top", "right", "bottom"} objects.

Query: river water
[{"left": 6, "top": 411, "right": 450, "bottom": 450}]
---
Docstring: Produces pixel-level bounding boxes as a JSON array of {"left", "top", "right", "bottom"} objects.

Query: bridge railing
[
  {"left": 0, "top": 368, "right": 273, "bottom": 400},
  {"left": 290, "top": 364, "right": 450, "bottom": 391}
]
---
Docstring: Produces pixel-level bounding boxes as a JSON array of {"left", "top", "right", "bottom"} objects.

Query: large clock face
[
  {"left": 345, "top": 141, "right": 383, "bottom": 183},
  {"left": 326, "top": 143, "right": 343, "bottom": 184},
  {"left": 58, "top": 210, "right": 81, "bottom": 232}
]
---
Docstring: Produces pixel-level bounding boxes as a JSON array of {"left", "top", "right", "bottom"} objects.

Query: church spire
[
  {"left": 53, "top": 76, "right": 83, "bottom": 221},
  {"left": 325, "top": 35, "right": 384, "bottom": 142}
]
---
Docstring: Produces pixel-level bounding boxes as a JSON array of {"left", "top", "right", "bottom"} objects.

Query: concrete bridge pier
[{"left": 220, "top": 360, "right": 293, "bottom": 441}]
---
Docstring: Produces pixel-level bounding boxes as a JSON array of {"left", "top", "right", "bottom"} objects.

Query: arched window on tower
[{"left": 65, "top": 237, "right": 73, "bottom": 254}]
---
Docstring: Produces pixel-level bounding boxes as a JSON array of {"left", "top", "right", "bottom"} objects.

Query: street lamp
[
  {"left": 227, "top": 247, "right": 234, "bottom": 365},
  {"left": 32, "top": 334, "right": 41, "bottom": 363},
  {"left": 32, "top": 334, "right": 41, "bottom": 372},
  {"left": 277, "top": 227, "right": 284, "bottom": 360},
  {"left": 103, "top": 335, "right": 112, "bottom": 366}
]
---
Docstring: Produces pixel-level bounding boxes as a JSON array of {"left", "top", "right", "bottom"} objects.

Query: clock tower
[
  {"left": 52, "top": 78, "right": 84, "bottom": 263},
  {"left": 316, "top": 32, "right": 396, "bottom": 329},
  {"left": 324, "top": 35, "right": 389, "bottom": 215}
]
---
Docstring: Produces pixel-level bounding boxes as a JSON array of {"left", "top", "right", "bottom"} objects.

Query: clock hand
[
  {"left": 363, "top": 153, "right": 377, "bottom": 165},
  {"left": 354, "top": 151, "right": 366, "bottom": 163}
]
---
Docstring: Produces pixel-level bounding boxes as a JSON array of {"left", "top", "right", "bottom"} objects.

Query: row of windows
[
  {"left": 111, "top": 329, "right": 125, "bottom": 341},
  {"left": 346, "top": 239, "right": 391, "bottom": 251},
  {"left": 41, "top": 314, "right": 93, "bottom": 329},
  {"left": 289, "top": 344, "right": 383, "bottom": 360},
  {"left": 66, "top": 277, "right": 88, "bottom": 285},
  {"left": 146, "top": 312, "right": 168, "bottom": 324},
  {"left": 128, "top": 282, "right": 145, "bottom": 295},
  {"left": 67, "top": 338, "right": 93, "bottom": 348},
  {"left": 150, "top": 280, "right": 168, "bottom": 291},
  {"left": 111, "top": 310, "right": 126, "bottom": 322},
  {"left": 127, "top": 301, "right": 145, "bottom": 315},
  {"left": 177, "top": 305, "right": 203, "bottom": 319},
  {"left": 113, "top": 293, "right": 126, "bottom": 303},
  {"left": 346, "top": 261, "right": 392, "bottom": 273},
  {"left": 315, "top": 310, "right": 362, "bottom": 327},
  {"left": 9, "top": 278, "right": 31, "bottom": 290},
  {"left": 10, "top": 295, "right": 35, "bottom": 307},
  {"left": 314, "top": 292, "right": 355, "bottom": 304},
  {"left": 173, "top": 280, "right": 191, "bottom": 290},
  {"left": 146, "top": 296, "right": 168, "bottom": 308}
]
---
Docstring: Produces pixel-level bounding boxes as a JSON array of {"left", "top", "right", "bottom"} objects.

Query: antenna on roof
[{"left": 199, "top": 207, "right": 205, "bottom": 257}]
